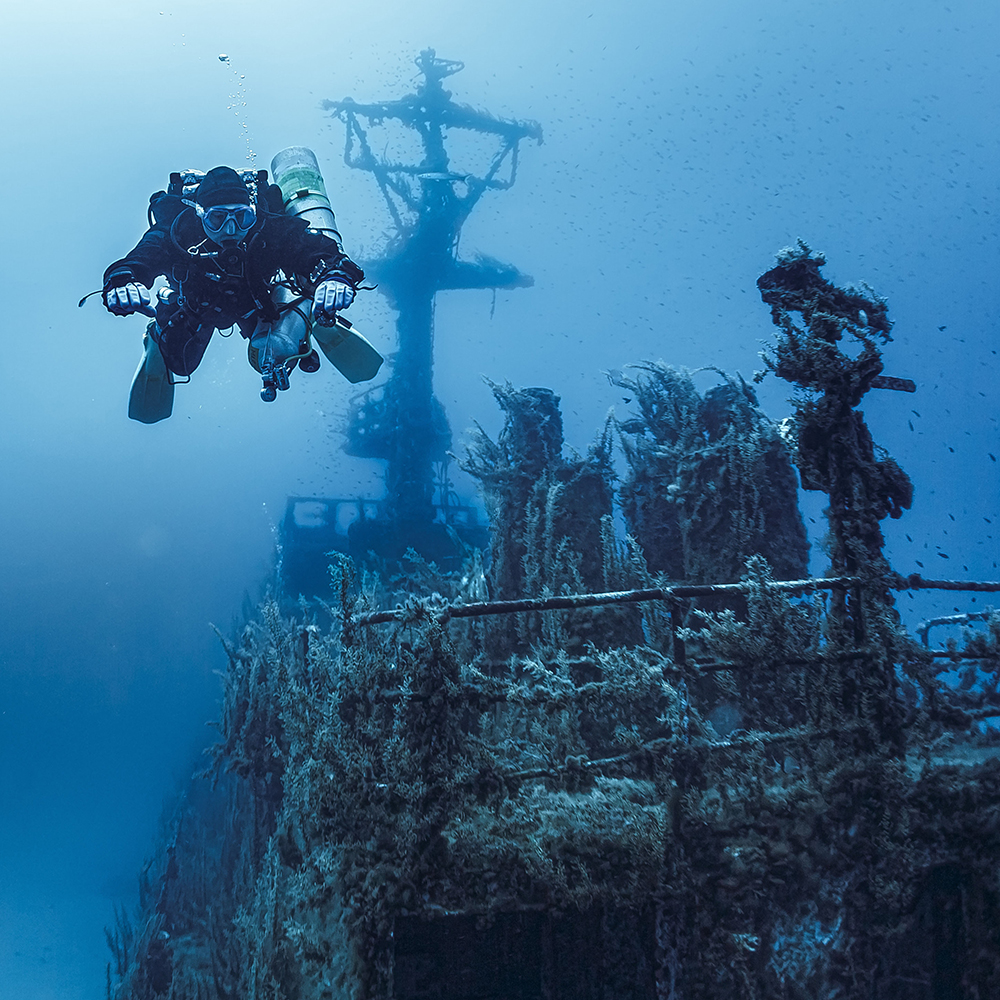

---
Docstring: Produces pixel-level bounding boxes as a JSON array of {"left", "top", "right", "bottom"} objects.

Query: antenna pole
[{"left": 325, "top": 50, "right": 542, "bottom": 529}]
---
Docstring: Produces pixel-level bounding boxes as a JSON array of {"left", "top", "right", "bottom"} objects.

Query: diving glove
[
  {"left": 105, "top": 282, "right": 152, "bottom": 316},
  {"left": 312, "top": 280, "right": 355, "bottom": 326}
]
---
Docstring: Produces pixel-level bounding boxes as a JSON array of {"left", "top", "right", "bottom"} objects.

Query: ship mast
[{"left": 324, "top": 49, "right": 542, "bottom": 532}]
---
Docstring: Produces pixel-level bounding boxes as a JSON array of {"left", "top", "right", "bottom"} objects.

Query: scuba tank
[
  {"left": 270, "top": 145, "right": 343, "bottom": 240},
  {"left": 249, "top": 146, "right": 382, "bottom": 401}
]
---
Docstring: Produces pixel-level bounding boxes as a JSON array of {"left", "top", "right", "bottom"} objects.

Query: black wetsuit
[{"left": 103, "top": 191, "right": 363, "bottom": 376}]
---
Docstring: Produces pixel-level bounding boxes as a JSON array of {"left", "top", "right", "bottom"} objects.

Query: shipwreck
[{"left": 104, "top": 53, "right": 1000, "bottom": 1000}]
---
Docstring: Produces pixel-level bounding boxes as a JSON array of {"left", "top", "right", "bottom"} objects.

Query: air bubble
[{"left": 219, "top": 53, "right": 229, "bottom": 62}]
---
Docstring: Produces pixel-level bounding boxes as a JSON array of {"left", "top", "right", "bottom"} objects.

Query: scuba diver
[{"left": 100, "top": 148, "right": 382, "bottom": 422}]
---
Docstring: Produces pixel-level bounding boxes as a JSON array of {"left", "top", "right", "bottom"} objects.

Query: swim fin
[
  {"left": 311, "top": 315, "right": 384, "bottom": 384},
  {"left": 128, "top": 328, "right": 175, "bottom": 423}
]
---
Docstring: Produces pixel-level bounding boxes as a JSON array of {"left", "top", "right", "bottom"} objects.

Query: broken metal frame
[
  {"left": 336, "top": 573, "right": 1000, "bottom": 805},
  {"left": 917, "top": 610, "right": 996, "bottom": 647}
]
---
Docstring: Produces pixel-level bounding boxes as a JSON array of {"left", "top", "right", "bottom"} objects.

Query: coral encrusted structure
[{"left": 106, "top": 246, "right": 1000, "bottom": 1000}]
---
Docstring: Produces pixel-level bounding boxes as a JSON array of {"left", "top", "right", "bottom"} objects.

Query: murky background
[{"left": 0, "top": 1, "right": 996, "bottom": 995}]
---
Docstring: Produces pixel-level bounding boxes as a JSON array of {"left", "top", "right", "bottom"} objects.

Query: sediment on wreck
[
  {"left": 756, "top": 241, "right": 914, "bottom": 750},
  {"left": 462, "top": 379, "right": 643, "bottom": 656},
  {"left": 614, "top": 363, "right": 809, "bottom": 586},
  {"left": 106, "top": 246, "right": 1000, "bottom": 1000}
]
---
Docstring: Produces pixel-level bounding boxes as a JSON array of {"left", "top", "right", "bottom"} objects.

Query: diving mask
[{"left": 198, "top": 203, "right": 256, "bottom": 242}]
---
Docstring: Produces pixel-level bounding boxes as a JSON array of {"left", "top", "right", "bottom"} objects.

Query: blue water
[{"left": 0, "top": 1, "right": 996, "bottom": 996}]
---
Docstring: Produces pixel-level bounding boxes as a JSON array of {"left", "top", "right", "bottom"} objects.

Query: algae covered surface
[{"left": 106, "top": 248, "right": 1000, "bottom": 999}]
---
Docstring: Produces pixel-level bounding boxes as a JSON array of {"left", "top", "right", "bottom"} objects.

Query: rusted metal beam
[
  {"left": 498, "top": 725, "right": 856, "bottom": 783},
  {"left": 694, "top": 648, "right": 876, "bottom": 672},
  {"left": 871, "top": 375, "right": 916, "bottom": 393},
  {"left": 375, "top": 680, "right": 608, "bottom": 706},
  {"left": 351, "top": 573, "right": 1000, "bottom": 628},
  {"left": 896, "top": 575, "right": 1000, "bottom": 593},
  {"left": 353, "top": 576, "right": 860, "bottom": 627},
  {"left": 928, "top": 648, "right": 1000, "bottom": 660}
]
